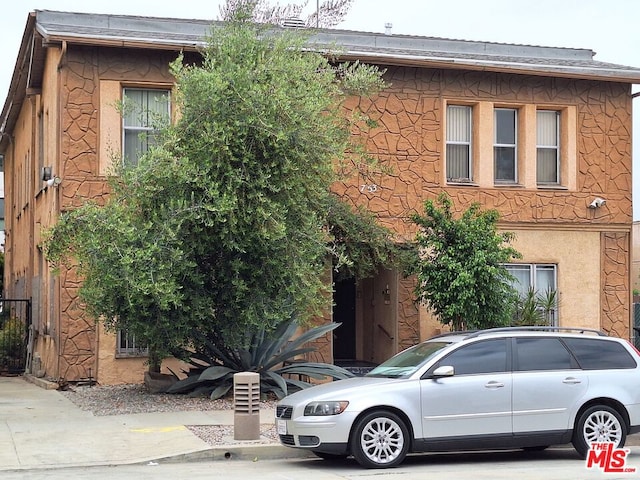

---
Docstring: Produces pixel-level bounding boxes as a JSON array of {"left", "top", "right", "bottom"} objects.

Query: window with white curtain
[
  {"left": 446, "top": 105, "right": 472, "bottom": 182},
  {"left": 536, "top": 110, "right": 560, "bottom": 184},
  {"left": 122, "top": 88, "right": 170, "bottom": 166},
  {"left": 506, "top": 263, "right": 558, "bottom": 325},
  {"left": 494, "top": 108, "right": 517, "bottom": 183}
]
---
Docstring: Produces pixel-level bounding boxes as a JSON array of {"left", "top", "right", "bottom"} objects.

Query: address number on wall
[{"left": 360, "top": 184, "right": 379, "bottom": 193}]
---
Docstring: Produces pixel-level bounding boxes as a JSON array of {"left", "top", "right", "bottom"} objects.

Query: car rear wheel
[
  {"left": 350, "top": 410, "right": 409, "bottom": 468},
  {"left": 572, "top": 405, "right": 626, "bottom": 458}
]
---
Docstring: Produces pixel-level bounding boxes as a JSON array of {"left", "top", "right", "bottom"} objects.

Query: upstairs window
[
  {"left": 446, "top": 105, "right": 472, "bottom": 182},
  {"left": 536, "top": 110, "right": 560, "bottom": 184},
  {"left": 122, "top": 88, "right": 170, "bottom": 166},
  {"left": 494, "top": 108, "right": 517, "bottom": 183}
]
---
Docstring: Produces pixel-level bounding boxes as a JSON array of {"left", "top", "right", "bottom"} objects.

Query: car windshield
[{"left": 366, "top": 341, "right": 451, "bottom": 378}]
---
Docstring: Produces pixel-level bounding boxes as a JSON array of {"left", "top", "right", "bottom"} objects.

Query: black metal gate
[{"left": 0, "top": 299, "right": 31, "bottom": 375}]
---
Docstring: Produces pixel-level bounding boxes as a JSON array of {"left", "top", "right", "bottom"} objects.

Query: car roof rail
[
  {"left": 428, "top": 330, "right": 477, "bottom": 340},
  {"left": 464, "top": 326, "right": 606, "bottom": 339}
]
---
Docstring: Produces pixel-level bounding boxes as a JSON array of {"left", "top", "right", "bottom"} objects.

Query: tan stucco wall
[
  {"left": 511, "top": 229, "right": 601, "bottom": 329},
  {"left": 417, "top": 229, "right": 602, "bottom": 338},
  {"left": 96, "top": 323, "right": 190, "bottom": 385}
]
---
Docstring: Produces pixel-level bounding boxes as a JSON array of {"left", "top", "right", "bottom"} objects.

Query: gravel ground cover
[{"left": 60, "top": 383, "right": 279, "bottom": 445}]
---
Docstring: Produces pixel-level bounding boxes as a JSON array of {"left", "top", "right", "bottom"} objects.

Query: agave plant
[{"left": 167, "top": 318, "right": 354, "bottom": 399}]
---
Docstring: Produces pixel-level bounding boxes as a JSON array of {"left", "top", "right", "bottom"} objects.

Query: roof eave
[{"left": 337, "top": 52, "right": 640, "bottom": 84}]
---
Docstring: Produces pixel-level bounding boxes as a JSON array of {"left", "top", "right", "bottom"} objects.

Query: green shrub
[{"left": 0, "top": 318, "right": 26, "bottom": 366}]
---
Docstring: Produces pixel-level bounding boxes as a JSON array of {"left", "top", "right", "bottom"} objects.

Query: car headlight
[{"left": 304, "top": 401, "right": 349, "bottom": 416}]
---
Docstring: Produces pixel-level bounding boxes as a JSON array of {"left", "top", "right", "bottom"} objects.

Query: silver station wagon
[{"left": 275, "top": 327, "right": 640, "bottom": 468}]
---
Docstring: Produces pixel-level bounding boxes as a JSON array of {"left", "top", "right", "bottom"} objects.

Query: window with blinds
[
  {"left": 446, "top": 105, "right": 472, "bottom": 182},
  {"left": 536, "top": 110, "right": 560, "bottom": 184}
]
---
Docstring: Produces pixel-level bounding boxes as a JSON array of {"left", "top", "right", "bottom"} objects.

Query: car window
[
  {"left": 515, "top": 337, "right": 576, "bottom": 371},
  {"left": 563, "top": 338, "right": 637, "bottom": 370},
  {"left": 437, "top": 339, "right": 508, "bottom": 375},
  {"left": 367, "top": 341, "right": 451, "bottom": 378}
]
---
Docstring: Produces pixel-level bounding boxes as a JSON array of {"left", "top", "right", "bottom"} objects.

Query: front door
[
  {"left": 332, "top": 270, "right": 398, "bottom": 367},
  {"left": 333, "top": 277, "right": 356, "bottom": 361}
]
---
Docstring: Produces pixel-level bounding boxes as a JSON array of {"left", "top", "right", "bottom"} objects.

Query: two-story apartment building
[{"left": 2, "top": 10, "right": 640, "bottom": 384}]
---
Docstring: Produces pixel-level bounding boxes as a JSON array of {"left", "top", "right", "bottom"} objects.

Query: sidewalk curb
[{"left": 148, "top": 444, "right": 313, "bottom": 464}]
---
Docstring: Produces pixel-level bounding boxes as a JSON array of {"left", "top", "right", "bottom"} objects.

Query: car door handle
[
  {"left": 562, "top": 377, "right": 582, "bottom": 385},
  {"left": 485, "top": 381, "right": 504, "bottom": 389}
]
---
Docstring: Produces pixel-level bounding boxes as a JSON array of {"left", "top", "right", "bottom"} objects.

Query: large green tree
[
  {"left": 43, "top": 7, "right": 396, "bottom": 371},
  {"left": 410, "top": 193, "right": 521, "bottom": 331}
]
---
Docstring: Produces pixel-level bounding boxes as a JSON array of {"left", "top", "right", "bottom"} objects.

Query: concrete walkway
[{"left": 0, "top": 376, "right": 304, "bottom": 472}]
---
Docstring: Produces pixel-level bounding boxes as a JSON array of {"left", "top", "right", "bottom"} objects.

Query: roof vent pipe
[{"left": 384, "top": 23, "right": 393, "bottom": 35}]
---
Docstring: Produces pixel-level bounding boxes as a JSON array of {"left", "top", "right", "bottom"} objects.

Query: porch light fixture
[{"left": 588, "top": 197, "right": 606, "bottom": 209}]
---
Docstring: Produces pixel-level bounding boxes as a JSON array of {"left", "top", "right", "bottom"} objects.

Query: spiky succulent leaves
[
  {"left": 166, "top": 319, "right": 353, "bottom": 398},
  {"left": 210, "top": 383, "right": 233, "bottom": 400},
  {"left": 263, "top": 370, "right": 289, "bottom": 398},
  {"left": 198, "top": 366, "right": 236, "bottom": 382},
  {"left": 253, "top": 319, "right": 299, "bottom": 366},
  {"left": 276, "top": 362, "right": 353, "bottom": 380},
  {"left": 260, "top": 320, "right": 342, "bottom": 371},
  {"left": 166, "top": 374, "right": 203, "bottom": 394}
]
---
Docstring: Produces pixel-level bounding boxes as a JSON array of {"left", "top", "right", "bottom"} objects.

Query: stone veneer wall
[
  {"left": 336, "top": 66, "right": 631, "bottom": 229},
  {"left": 602, "top": 232, "right": 630, "bottom": 337},
  {"left": 335, "top": 66, "right": 631, "bottom": 340},
  {"left": 55, "top": 46, "right": 178, "bottom": 380}
]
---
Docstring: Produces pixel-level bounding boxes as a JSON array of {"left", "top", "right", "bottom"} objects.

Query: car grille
[
  {"left": 279, "top": 434, "right": 295, "bottom": 446},
  {"left": 276, "top": 405, "right": 293, "bottom": 419}
]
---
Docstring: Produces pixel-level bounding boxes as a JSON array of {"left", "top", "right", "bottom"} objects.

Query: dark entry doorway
[{"left": 332, "top": 277, "right": 356, "bottom": 361}]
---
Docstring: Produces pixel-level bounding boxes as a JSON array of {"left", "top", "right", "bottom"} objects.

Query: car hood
[{"left": 278, "top": 376, "right": 406, "bottom": 405}]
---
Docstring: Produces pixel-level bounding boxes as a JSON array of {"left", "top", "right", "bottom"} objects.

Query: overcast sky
[{"left": 2, "top": 0, "right": 640, "bottom": 216}]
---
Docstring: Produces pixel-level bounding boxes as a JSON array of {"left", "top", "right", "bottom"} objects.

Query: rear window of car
[
  {"left": 515, "top": 337, "right": 577, "bottom": 371},
  {"left": 562, "top": 338, "right": 637, "bottom": 370}
]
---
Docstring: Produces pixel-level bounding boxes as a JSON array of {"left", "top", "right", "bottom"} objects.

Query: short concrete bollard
[{"left": 233, "top": 371, "right": 260, "bottom": 440}]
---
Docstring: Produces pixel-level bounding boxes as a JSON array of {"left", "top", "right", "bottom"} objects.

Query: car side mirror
[{"left": 432, "top": 365, "right": 455, "bottom": 378}]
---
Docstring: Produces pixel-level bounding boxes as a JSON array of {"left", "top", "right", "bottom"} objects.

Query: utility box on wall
[{"left": 233, "top": 372, "right": 260, "bottom": 440}]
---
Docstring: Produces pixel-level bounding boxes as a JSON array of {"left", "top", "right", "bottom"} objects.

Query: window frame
[
  {"left": 505, "top": 263, "right": 558, "bottom": 325},
  {"left": 115, "top": 330, "right": 149, "bottom": 358},
  {"left": 446, "top": 104, "right": 473, "bottom": 183},
  {"left": 494, "top": 107, "right": 518, "bottom": 183},
  {"left": 536, "top": 110, "right": 560, "bottom": 185},
  {"left": 121, "top": 87, "right": 171, "bottom": 167}
]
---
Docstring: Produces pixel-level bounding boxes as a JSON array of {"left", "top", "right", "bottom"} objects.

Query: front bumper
[{"left": 275, "top": 405, "right": 357, "bottom": 454}]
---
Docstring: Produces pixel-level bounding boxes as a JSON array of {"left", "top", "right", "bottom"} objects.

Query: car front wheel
[
  {"left": 350, "top": 410, "right": 409, "bottom": 468},
  {"left": 572, "top": 405, "right": 626, "bottom": 458}
]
